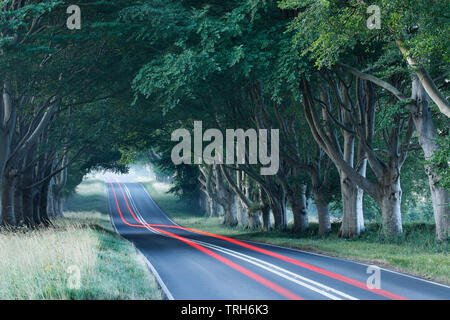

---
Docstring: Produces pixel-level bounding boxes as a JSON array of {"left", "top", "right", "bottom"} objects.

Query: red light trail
[{"left": 108, "top": 179, "right": 407, "bottom": 300}]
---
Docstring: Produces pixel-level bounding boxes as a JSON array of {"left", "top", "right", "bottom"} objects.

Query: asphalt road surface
[{"left": 106, "top": 180, "right": 450, "bottom": 300}]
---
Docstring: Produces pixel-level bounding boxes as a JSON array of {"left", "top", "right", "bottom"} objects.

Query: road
[{"left": 106, "top": 180, "right": 450, "bottom": 300}]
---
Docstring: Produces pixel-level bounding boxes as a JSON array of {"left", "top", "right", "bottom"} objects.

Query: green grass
[
  {"left": 0, "top": 179, "right": 163, "bottom": 300},
  {"left": 142, "top": 180, "right": 450, "bottom": 285},
  {"left": 232, "top": 223, "right": 450, "bottom": 285},
  {"left": 65, "top": 179, "right": 108, "bottom": 214},
  {"left": 0, "top": 212, "right": 163, "bottom": 299}
]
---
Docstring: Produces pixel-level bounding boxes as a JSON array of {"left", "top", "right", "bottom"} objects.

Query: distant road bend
[{"left": 106, "top": 180, "right": 450, "bottom": 300}]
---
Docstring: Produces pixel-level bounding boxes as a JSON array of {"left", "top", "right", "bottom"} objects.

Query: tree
[
  {"left": 280, "top": 0, "right": 448, "bottom": 239},
  {"left": 0, "top": 0, "right": 136, "bottom": 226}
]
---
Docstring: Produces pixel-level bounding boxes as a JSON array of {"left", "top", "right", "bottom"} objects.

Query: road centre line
[
  {"left": 108, "top": 179, "right": 303, "bottom": 300},
  {"left": 123, "top": 184, "right": 355, "bottom": 300}
]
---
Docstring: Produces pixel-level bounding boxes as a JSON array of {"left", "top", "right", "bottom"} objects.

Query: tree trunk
[
  {"left": 338, "top": 128, "right": 365, "bottom": 238},
  {"left": 259, "top": 188, "right": 270, "bottom": 231},
  {"left": 53, "top": 191, "right": 61, "bottom": 218},
  {"left": 0, "top": 176, "right": 4, "bottom": 226},
  {"left": 356, "top": 186, "right": 365, "bottom": 233},
  {"left": 307, "top": 162, "right": 332, "bottom": 235},
  {"left": 236, "top": 198, "right": 247, "bottom": 227},
  {"left": 243, "top": 179, "right": 261, "bottom": 230},
  {"left": 52, "top": 192, "right": 65, "bottom": 218},
  {"left": 271, "top": 196, "right": 287, "bottom": 231},
  {"left": 208, "top": 195, "right": 219, "bottom": 217},
  {"left": 48, "top": 192, "right": 55, "bottom": 218},
  {"left": 428, "top": 181, "right": 449, "bottom": 241},
  {"left": 33, "top": 192, "right": 41, "bottom": 225},
  {"left": 47, "top": 179, "right": 56, "bottom": 218},
  {"left": 411, "top": 78, "right": 450, "bottom": 241},
  {"left": 14, "top": 176, "right": 24, "bottom": 225},
  {"left": 316, "top": 200, "right": 330, "bottom": 235},
  {"left": 0, "top": 140, "right": 11, "bottom": 226},
  {"left": 0, "top": 180, "right": 3, "bottom": 225},
  {"left": 205, "top": 165, "right": 237, "bottom": 225},
  {"left": 58, "top": 196, "right": 65, "bottom": 217},
  {"left": 23, "top": 189, "right": 35, "bottom": 227},
  {"left": 378, "top": 177, "right": 403, "bottom": 237},
  {"left": 339, "top": 173, "right": 364, "bottom": 238},
  {"left": 39, "top": 180, "right": 51, "bottom": 225},
  {"left": 261, "top": 204, "right": 270, "bottom": 231},
  {"left": 199, "top": 191, "right": 206, "bottom": 213},
  {"left": 22, "top": 144, "right": 37, "bottom": 226},
  {"left": 356, "top": 160, "right": 367, "bottom": 233},
  {"left": 311, "top": 182, "right": 332, "bottom": 235},
  {"left": 291, "top": 199, "right": 308, "bottom": 233},
  {"left": 200, "top": 192, "right": 210, "bottom": 216},
  {"left": 0, "top": 83, "right": 16, "bottom": 226},
  {"left": 291, "top": 185, "right": 309, "bottom": 233},
  {"left": 246, "top": 211, "right": 261, "bottom": 229},
  {"left": 203, "top": 192, "right": 213, "bottom": 217},
  {"left": 1, "top": 174, "right": 16, "bottom": 226},
  {"left": 235, "top": 171, "right": 247, "bottom": 227},
  {"left": 222, "top": 196, "right": 238, "bottom": 227}
]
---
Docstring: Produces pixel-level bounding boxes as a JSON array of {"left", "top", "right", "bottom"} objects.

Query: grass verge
[
  {"left": 64, "top": 179, "right": 109, "bottom": 214},
  {"left": 0, "top": 180, "right": 163, "bottom": 300},
  {"left": 142, "top": 180, "right": 450, "bottom": 285}
]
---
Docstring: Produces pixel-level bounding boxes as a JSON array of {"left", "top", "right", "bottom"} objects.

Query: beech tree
[
  {"left": 0, "top": 0, "right": 134, "bottom": 226},
  {"left": 281, "top": 0, "right": 448, "bottom": 239},
  {"left": 1, "top": 0, "right": 446, "bottom": 242}
]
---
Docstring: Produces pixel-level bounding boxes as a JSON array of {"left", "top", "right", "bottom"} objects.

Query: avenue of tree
[{"left": 1, "top": 0, "right": 448, "bottom": 241}]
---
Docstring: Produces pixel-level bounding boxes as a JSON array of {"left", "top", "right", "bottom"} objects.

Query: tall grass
[
  {"left": 0, "top": 213, "right": 163, "bottom": 300},
  {"left": 0, "top": 179, "right": 163, "bottom": 300}
]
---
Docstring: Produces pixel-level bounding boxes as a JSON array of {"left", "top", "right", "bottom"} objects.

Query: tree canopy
[{"left": 1, "top": 0, "right": 448, "bottom": 240}]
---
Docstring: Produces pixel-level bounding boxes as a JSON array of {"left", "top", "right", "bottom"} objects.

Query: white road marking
[
  {"left": 138, "top": 182, "right": 450, "bottom": 291},
  {"left": 123, "top": 183, "right": 358, "bottom": 300},
  {"left": 106, "top": 180, "right": 175, "bottom": 300}
]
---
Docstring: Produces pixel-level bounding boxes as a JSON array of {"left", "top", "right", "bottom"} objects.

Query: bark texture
[{"left": 410, "top": 78, "right": 450, "bottom": 240}]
